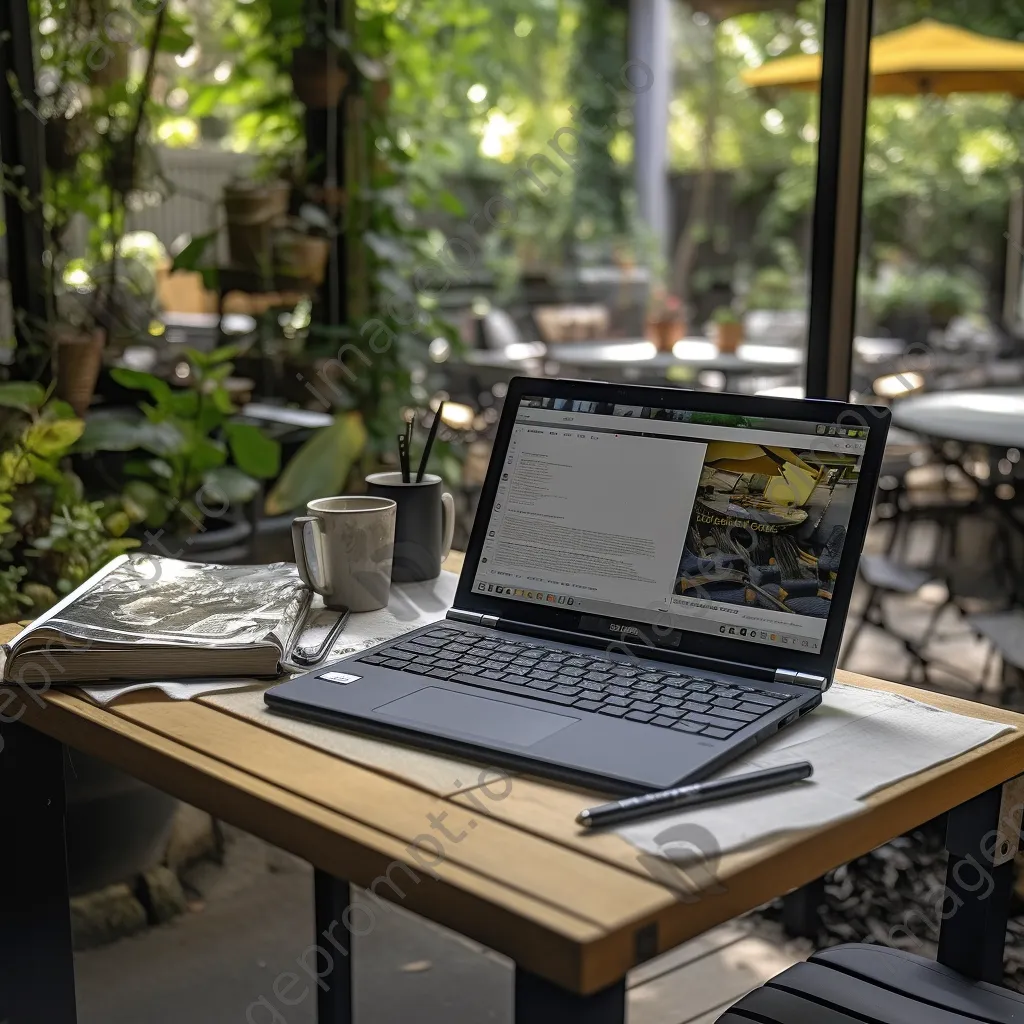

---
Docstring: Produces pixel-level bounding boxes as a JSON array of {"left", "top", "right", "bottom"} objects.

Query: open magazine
[{"left": 2, "top": 554, "right": 311, "bottom": 685}]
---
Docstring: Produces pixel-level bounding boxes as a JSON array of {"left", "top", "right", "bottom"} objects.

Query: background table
[
  {"left": 3, "top": 557, "right": 1023, "bottom": 1023},
  {"left": 891, "top": 387, "right": 1024, "bottom": 448}
]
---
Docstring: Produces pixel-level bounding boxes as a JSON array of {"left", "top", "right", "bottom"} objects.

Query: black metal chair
[{"left": 716, "top": 943, "right": 1024, "bottom": 1023}]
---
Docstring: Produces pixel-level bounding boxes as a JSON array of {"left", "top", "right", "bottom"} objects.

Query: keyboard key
[
  {"left": 599, "top": 705, "right": 628, "bottom": 717},
  {"left": 526, "top": 678, "right": 556, "bottom": 690},
  {"left": 652, "top": 715, "right": 679, "bottom": 728},
  {"left": 359, "top": 654, "right": 389, "bottom": 665},
  {"left": 712, "top": 697, "right": 739, "bottom": 709},
  {"left": 681, "top": 700, "right": 711, "bottom": 713},
  {"left": 604, "top": 695, "right": 631, "bottom": 707},
  {"left": 566, "top": 657, "right": 589, "bottom": 667},
  {"left": 560, "top": 666, "right": 585, "bottom": 677},
  {"left": 629, "top": 700, "right": 660, "bottom": 714},
  {"left": 672, "top": 720, "right": 703, "bottom": 734},
  {"left": 657, "top": 707, "right": 684, "bottom": 719},
  {"left": 638, "top": 673, "right": 665, "bottom": 683},
  {"left": 383, "top": 658, "right": 413, "bottom": 670},
  {"left": 434, "top": 659, "right": 459, "bottom": 670},
  {"left": 446, "top": 644, "right": 471, "bottom": 654},
  {"left": 530, "top": 669, "right": 556, "bottom": 681},
  {"left": 545, "top": 653, "right": 569, "bottom": 663},
  {"left": 413, "top": 636, "right": 447, "bottom": 648},
  {"left": 739, "top": 701, "right": 769, "bottom": 714},
  {"left": 490, "top": 652, "right": 514, "bottom": 663},
  {"left": 743, "top": 692, "right": 785, "bottom": 707},
  {"left": 655, "top": 695, "right": 681, "bottom": 708},
  {"left": 611, "top": 667, "right": 639, "bottom": 678},
  {"left": 702, "top": 726, "right": 732, "bottom": 739},
  {"left": 430, "top": 667, "right": 459, "bottom": 680},
  {"left": 395, "top": 641, "right": 439, "bottom": 656},
  {"left": 536, "top": 692, "right": 577, "bottom": 706},
  {"left": 579, "top": 679, "right": 604, "bottom": 692},
  {"left": 712, "top": 686, "right": 740, "bottom": 698},
  {"left": 684, "top": 712, "right": 741, "bottom": 731},
  {"left": 688, "top": 681, "right": 713, "bottom": 692},
  {"left": 461, "top": 655, "right": 485, "bottom": 666},
  {"left": 484, "top": 659, "right": 507, "bottom": 670},
  {"left": 661, "top": 687, "right": 688, "bottom": 700},
  {"left": 517, "top": 649, "right": 545, "bottom": 660},
  {"left": 481, "top": 669, "right": 505, "bottom": 681},
  {"left": 606, "top": 685, "right": 633, "bottom": 698},
  {"left": 498, "top": 644, "right": 522, "bottom": 655},
  {"left": 709, "top": 707, "right": 759, "bottom": 723},
  {"left": 585, "top": 671, "right": 612, "bottom": 683},
  {"left": 505, "top": 665, "right": 530, "bottom": 676},
  {"left": 626, "top": 710, "right": 654, "bottom": 723},
  {"left": 574, "top": 699, "right": 603, "bottom": 712},
  {"left": 633, "top": 681, "right": 662, "bottom": 693},
  {"left": 552, "top": 685, "right": 582, "bottom": 696}
]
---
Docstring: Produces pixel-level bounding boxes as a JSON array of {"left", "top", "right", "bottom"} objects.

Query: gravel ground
[{"left": 752, "top": 819, "right": 1024, "bottom": 990}]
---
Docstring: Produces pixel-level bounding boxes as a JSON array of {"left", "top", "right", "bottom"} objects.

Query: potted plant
[
  {"left": 223, "top": 177, "right": 292, "bottom": 275},
  {"left": 646, "top": 288, "right": 686, "bottom": 353},
  {"left": 77, "top": 346, "right": 282, "bottom": 560},
  {"left": 274, "top": 218, "right": 332, "bottom": 284},
  {"left": 711, "top": 306, "right": 743, "bottom": 354},
  {"left": 0, "top": 382, "right": 140, "bottom": 623}
]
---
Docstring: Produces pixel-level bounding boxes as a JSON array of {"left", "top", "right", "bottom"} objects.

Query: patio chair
[{"left": 715, "top": 943, "right": 1024, "bottom": 1023}]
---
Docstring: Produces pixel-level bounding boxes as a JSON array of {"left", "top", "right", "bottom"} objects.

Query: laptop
[{"left": 266, "top": 378, "right": 890, "bottom": 794}]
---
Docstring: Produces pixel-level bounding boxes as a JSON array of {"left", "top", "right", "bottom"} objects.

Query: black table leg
[
  {"left": 515, "top": 969, "right": 625, "bottom": 1024},
  {"left": 782, "top": 876, "right": 826, "bottom": 939},
  {"left": 0, "top": 723, "right": 77, "bottom": 1023},
  {"left": 937, "top": 777, "right": 1023, "bottom": 984},
  {"left": 312, "top": 869, "right": 354, "bottom": 1023}
]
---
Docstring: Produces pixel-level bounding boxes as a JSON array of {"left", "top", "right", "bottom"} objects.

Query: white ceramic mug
[{"left": 291, "top": 496, "right": 397, "bottom": 612}]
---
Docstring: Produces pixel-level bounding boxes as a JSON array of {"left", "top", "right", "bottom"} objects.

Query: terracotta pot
[
  {"left": 715, "top": 321, "right": 743, "bottom": 354},
  {"left": 648, "top": 316, "right": 684, "bottom": 353},
  {"left": 53, "top": 325, "right": 105, "bottom": 416},
  {"left": 224, "top": 180, "right": 291, "bottom": 274},
  {"left": 88, "top": 43, "right": 129, "bottom": 88},
  {"left": 291, "top": 47, "right": 349, "bottom": 109},
  {"left": 274, "top": 231, "right": 331, "bottom": 285}
]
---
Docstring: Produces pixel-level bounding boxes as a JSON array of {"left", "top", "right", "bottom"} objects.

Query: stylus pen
[{"left": 576, "top": 761, "right": 814, "bottom": 829}]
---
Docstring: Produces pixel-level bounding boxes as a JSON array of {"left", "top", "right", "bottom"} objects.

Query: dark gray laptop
[{"left": 266, "top": 378, "right": 890, "bottom": 794}]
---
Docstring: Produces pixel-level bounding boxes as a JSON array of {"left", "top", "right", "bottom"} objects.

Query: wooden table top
[{"left": 4, "top": 553, "right": 1024, "bottom": 995}]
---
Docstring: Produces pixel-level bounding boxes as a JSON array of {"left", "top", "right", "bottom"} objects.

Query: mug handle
[
  {"left": 440, "top": 492, "right": 455, "bottom": 563},
  {"left": 292, "top": 516, "right": 332, "bottom": 596}
]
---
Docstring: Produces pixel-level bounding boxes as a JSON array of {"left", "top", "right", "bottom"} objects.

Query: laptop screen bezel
[{"left": 454, "top": 376, "right": 891, "bottom": 678}]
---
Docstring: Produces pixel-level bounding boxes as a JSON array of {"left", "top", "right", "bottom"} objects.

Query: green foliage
[
  {"left": 0, "top": 391, "right": 139, "bottom": 623},
  {"left": 91, "top": 346, "right": 281, "bottom": 534},
  {"left": 265, "top": 412, "right": 367, "bottom": 515},
  {"left": 711, "top": 306, "right": 741, "bottom": 324},
  {"left": 867, "top": 265, "right": 986, "bottom": 325}
]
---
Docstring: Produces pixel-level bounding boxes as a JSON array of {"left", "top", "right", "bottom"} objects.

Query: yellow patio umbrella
[{"left": 742, "top": 19, "right": 1024, "bottom": 97}]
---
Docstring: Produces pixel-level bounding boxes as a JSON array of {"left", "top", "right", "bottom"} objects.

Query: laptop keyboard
[{"left": 346, "top": 627, "right": 790, "bottom": 741}]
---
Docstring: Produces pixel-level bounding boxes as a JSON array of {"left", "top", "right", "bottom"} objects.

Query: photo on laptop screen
[
  {"left": 674, "top": 435, "right": 859, "bottom": 621},
  {"left": 472, "top": 396, "right": 871, "bottom": 654}
]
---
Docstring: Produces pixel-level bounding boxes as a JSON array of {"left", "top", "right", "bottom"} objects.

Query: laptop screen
[{"left": 469, "top": 394, "right": 871, "bottom": 655}]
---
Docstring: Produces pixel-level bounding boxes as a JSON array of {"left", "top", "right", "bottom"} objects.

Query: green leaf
[
  {"left": 0, "top": 381, "right": 46, "bottom": 412},
  {"left": 265, "top": 413, "right": 366, "bottom": 515},
  {"left": 171, "top": 230, "right": 218, "bottom": 273},
  {"left": 110, "top": 367, "right": 174, "bottom": 406},
  {"left": 23, "top": 418, "right": 85, "bottom": 456},
  {"left": 75, "top": 414, "right": 184, "bottom": 455},
  {"left": 202, "top": 466, "right": 261, "bottom": 506},
  {"left": 225, "top": 422, "right": 281, "bottom": 479}
]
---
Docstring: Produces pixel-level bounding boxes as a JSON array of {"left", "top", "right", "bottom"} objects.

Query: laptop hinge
[
  {"left": 447, "top": 608, "right": 500, "bottom": 628},
  {"left": 774, "top": 668, "right": 829, "bottom": 691}
]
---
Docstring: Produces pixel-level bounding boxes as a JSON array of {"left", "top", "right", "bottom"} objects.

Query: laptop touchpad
[{"left": 373, "top": 687, "right": 578, "bottom": 748}]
